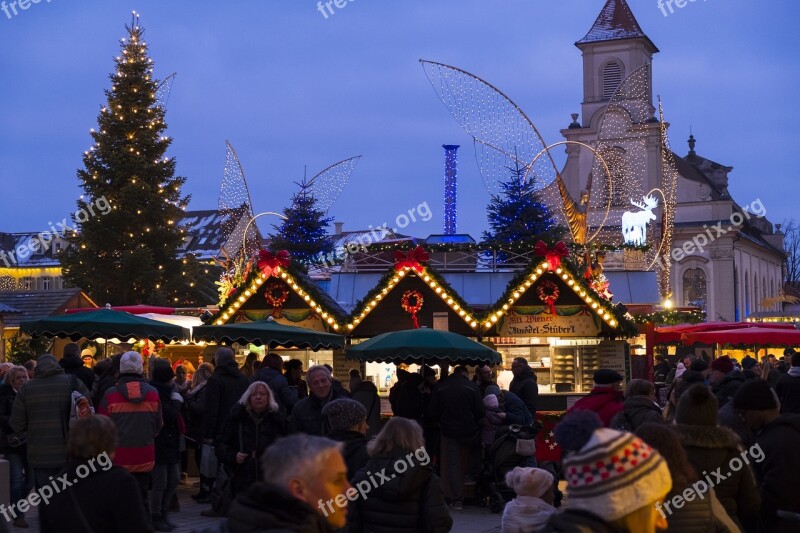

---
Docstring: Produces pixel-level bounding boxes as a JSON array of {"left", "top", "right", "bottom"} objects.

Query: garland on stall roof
[{"left": 632, "top": 309, "right": 706, "bottom": 326}]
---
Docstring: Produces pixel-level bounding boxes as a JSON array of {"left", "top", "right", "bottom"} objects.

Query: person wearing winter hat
[
  {"left": 541, "top": 410, "right": 672, "bottom": 533},
  {"left": 734, "top": 379, "right": 800, "bottom": 532},
  {"left": 501, "top": 466, "right": 556, "bottom": 533},
  {"left": 708, "top": 356, "right": 744, "bottom": 408},
  {"left": 609, "top": 379, "right": 664, "bottom": 432},
  {"left": 674, "top": 362, "right": 686, "bottom": 380},
  {"left": 673, "top": 383, "right": 760, "bottom": 529},
  {"left": 322, "top": 398, "right": 369, "bottom": 481},
  {"left": 566, "top": 369, "right": 624, "bottom": 427},
  {"left": 97, "top": 351, "right": 162, "bottom": 524}
]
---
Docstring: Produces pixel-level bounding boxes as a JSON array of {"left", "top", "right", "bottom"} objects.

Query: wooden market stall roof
[{"left": 0, "top": 289, "right": 97, "bottom": 328}]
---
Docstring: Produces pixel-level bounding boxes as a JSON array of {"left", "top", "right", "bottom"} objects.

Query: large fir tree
[
  {"left": 269, "top": 185, "right": 334, "bottom": 268},
  {"left": 482, "top": 161, "right": 564, "bottom": 247},
  {"left": 61, "top": 17, "right": 200, "bottom": 305}
]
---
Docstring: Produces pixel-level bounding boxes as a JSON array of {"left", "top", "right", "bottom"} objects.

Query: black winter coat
[
  {"left": 203, "top": 363, "right": 250, "bottom": 440},
  {"left": 609, "top": 395, "right": 664, "bottom": 431},
  {"left": 184, "top": 382, "right": 207, "bottom": 446},
  {"left": 509, "top": 369, "right": 538, "bottom": 417},
  {"left": 349, "top": 453, "right": 452, "bottom": 533},
  {"left": 389, "top": 371, "right": 424, "bottom": 421},
  {"left": 216, "top": 403, "right": 287, "bottom": 495},
  {"left": 290, "top": 388, "right": 346, "bottom": 436},
  {"left": 91, "top": 356, "right": 120, "bottom": 408},
  {"left": 151, "top": 380, "right": 182, "bottom": 464},
  {"left": 674, "top": 423, "right": 760, "bottom": 526},
  {"left": 350, "top": 381, "right": 381, "bottom": 437},
  {"left": 327, "top": 429, "right": 369, "bottom": 481},
  {"left": 40, "top": 461, "right": 151, "bottom": 533},
  {"left": 254, "top": 367, "right": 298, "bottom": 413},
  {"left": 753, "top": 414, "right": 800, "bottom": 533},
  {"left": 226, "top": 482, "right": 334, "bottom": 533},
  {"left": 428, "top": 374, "right": 484, "bottom": 440},
  {"left": 0, "top": 383, "right": 25, "bottom": 455},
  {"left": 712, "top": 372, "right": 745, "bottom": 408},
  {"left": 775, "top": 372, "right": 800, "bottom": 414},
  {"left": 59, "top": 354, "right": 95, "bottom": 392}
]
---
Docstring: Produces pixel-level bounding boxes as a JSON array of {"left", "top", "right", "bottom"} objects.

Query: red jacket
[
  {"left": 567, "top": 386, "right": 624, "bottom": 427},
  {"left": 98, "top": 375, "right": 162, "bottom": 473}
]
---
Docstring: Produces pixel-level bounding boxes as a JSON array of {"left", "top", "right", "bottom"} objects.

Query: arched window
[
  {"left": 753, "top": 277, "right": 759, "bottom": 313},
  {"left": 602, "top": 61, "right": 623, "bottom": 99},
  {"left": 683, "top": 268, "right": 707, "bottom": 312}
]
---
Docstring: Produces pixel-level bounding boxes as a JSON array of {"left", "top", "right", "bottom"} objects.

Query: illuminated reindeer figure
[{"left": 622, "top": 194, "right": 658, "bottom": 246}]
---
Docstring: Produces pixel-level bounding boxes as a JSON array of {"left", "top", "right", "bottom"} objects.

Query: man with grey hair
[
  {"left": 291, "top": 365, "right": 346, "bottom": 435},
  {"left": 226, "top": 434, "right": 349, "bottom": 532}
]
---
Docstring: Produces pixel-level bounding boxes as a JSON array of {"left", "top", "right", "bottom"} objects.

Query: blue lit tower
[{"left": 442, "top": 144, "right": 459, "bottom": 235}]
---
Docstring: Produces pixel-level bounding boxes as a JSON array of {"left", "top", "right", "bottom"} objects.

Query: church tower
[{"left": 559, "top": 0, "right": 663, "bottom": 221}]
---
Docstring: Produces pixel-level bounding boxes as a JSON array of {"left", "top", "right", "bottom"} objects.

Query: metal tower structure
[{"left": 442, "top": 144, "right": 459, "bottom": 234}]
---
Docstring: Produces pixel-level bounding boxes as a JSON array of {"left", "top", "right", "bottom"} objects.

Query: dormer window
[{"left": 602, "top": 60, "right": 623, "bottom": 99}]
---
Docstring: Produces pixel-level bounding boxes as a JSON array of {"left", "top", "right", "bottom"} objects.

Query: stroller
[{"left": 479, "top": 423, "right": 539, "bottom": 513}]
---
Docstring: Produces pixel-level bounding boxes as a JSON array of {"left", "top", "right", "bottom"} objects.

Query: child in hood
[
  {"left": 483, "top": 392, "right": 506, "bottom": 446},
  {"left": 501, "top": 466, "right": 556, "bottom": 532}
]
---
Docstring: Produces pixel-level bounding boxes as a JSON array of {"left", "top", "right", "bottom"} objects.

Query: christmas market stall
[
  {"left": 479, "top": 242, "right": 637, "bottom": 411},
  {"left": 340, "top": 246, "right": 484, "bottom": 390},
  {"left": 210, "top": 249, "right": 348, "bottom": 367}
]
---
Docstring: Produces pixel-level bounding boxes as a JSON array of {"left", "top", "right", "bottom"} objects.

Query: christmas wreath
[
  {"left": 264, "top": 280, "right": 290, "bottom": 318},
  {"left": 401, "top": 290, "right": 424, "bottom": 329},
  {"left": 537, "top": 280, "right": 560, "bottom": 315}
]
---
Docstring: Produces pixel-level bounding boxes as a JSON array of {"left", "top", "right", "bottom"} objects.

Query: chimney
[{"left": 334, "top": 222, "right": 344, "bottom": 235}]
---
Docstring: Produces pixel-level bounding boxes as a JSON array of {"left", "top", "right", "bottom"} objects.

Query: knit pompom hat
[
  {"left": 322, "top": 398, "right": 366, "bottom": 431},
  {"left": 554, "top": 410, "right": 672, "bottom": 522},
  {"left": 675, "top": 383, "right": 718, "bottom": 426},
  {"left": 504, "top": 467, "right": 553, "bottom": 498}
]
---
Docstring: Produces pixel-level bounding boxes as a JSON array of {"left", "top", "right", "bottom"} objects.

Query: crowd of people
[{"left": 1, "top": 345, "right": 800, "bottom": 532}]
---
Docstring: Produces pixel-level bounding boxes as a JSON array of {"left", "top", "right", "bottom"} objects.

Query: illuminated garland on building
[
  {"left": 346, "top": 265, "right": 479, "bottom": 331},
  {"left": 443, "top": 145, "right": 459, "bottom": 235},
  {"left": 632, "top": 309, "right": 705, "bottom": 326},
  {"left": 656, "top": 97, "right": 680, "bottom": 298}
]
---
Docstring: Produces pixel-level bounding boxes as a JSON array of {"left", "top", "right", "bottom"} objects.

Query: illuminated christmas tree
[
  {"left": 61, "top": 14, "right": 205, "bottom": 305},
  {"left": 482, "top": 161, "right": 564, "bottom": 248},
  {"left": 269, "top": 184, "right": 334, "bottom": 269}
]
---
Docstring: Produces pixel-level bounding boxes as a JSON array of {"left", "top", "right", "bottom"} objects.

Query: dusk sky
[{"left": 1, "top": 1, "right": 797, "bottom": 241}]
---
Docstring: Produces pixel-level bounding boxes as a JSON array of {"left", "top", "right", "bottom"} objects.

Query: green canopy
[
  {"left": 193, "top": 319, "right": 345, "bottom": 350},
  {"left": 347, "top": 328, "right": 502, "bottom": 365},
  {"left": 20, "top": 309, "right": 190, "bottom": 342}
]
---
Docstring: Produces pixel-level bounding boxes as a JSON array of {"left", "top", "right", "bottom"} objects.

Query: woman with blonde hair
[
  {"left": 205, "top": 381, "right": 287, "bottom": 515},
  {"left": 348, "top": 417, "right": 452, "bottom": 533}
]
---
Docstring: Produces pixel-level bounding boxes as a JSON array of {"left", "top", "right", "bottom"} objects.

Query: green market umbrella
[
  {"left": 20, "top": 308, "right": 190, "bottom": 342},
  {"left": 193, "top": 319, "right": 345, "bottom": 350},
  {"left": 346, "top": 327, "right": 502, "bottom": 365}
]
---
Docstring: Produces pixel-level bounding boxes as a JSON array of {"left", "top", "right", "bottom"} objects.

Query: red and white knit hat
[{"left": 557, "top": 411, "right": 672, "bottom": 522}]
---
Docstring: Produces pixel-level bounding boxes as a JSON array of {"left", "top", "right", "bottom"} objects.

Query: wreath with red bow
[
  {"left": 537, "top": 280, "right": 560, "bottom": 315},
  {"left": 400, "top": 290, "right": 424, "bottom": 329},
  {"left": 264, "top": 280, "right": 290, "bottom": 318}
]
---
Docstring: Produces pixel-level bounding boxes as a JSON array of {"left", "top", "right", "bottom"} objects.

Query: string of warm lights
[
  {"left": 632, "top": 309, "right": 705, "bottom": 326},
  {"left": 303, "top": 155, "right": 362, "bottom": 215},
  {"left": 481, "top": 260, "right": 624, "bottom": 332},
  {"left": 656, "top": 97, "right": 680, "bottom": 298},
  {"left": 345, "top": 265, "right": 480, "bottom": 331}
]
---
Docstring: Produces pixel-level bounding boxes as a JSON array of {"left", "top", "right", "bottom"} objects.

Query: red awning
[
  {"left": 682, "top": 326, "right": 800, "bottom": 347},
  {"left": 654, "top": 321, "right": 795, "bottom": 344}
]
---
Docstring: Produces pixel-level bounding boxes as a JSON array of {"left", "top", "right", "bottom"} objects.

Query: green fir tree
[
  {"left": 61, "top": 17, "right": 204, "bottom": 305},
  {"left": 269, "top": 185, "right": 334, "bottom": 269},
  {"left": 482, "top": 161, "right": 564, "bottom": 248}
]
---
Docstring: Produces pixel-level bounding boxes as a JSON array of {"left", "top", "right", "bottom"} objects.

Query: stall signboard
[
  {"left": 598, "top": 340, "right": 630, "bottom": 379},
  {"left": 432, "top": 312, "right": 449, "bottom": 331},
  {"left": 498, "top": 306, "right": 601, "bottom": 337}
]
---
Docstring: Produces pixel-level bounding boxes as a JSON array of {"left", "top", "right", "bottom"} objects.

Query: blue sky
[{"left": 1, "top": 0, "right": 797, "bottom": 240}]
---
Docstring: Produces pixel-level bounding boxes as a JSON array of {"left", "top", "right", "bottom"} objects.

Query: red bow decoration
[
  {"left": 257, "top": 250, "right": 290, "bottom": 277},
  {"left": 534, "top": 241, "right": 569, "bottom": 271},
  {"left": 394, "top": 246, "right": 430, "bottom": 274}
]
